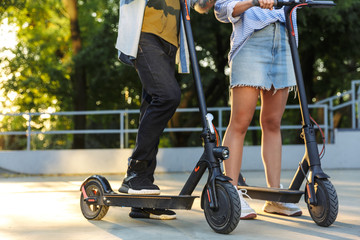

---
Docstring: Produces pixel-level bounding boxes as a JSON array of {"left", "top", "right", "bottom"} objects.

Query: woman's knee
[
  {"left": 229, "top": 118, "right": 252, "bottom": 135},
  {"left": 260, "top": 116, "right": 281, "bottom": 132}
]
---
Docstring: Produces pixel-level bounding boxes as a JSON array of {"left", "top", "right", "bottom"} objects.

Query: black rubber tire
[
  {"left": 305, "top": 179, "right": 338, "bottom": 227},
  {"left": 203, "top": 181, "right": 241, "bottom": 234},
  {"left": 80, "top": 179, "right": 109, "bottom": 220}
]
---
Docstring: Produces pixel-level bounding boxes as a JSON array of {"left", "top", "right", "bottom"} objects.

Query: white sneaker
[
  {"left": 235, "top": 186, "right": 257, "bottom": 219},
  {"left": 262, "top": 201, "right": 302, "bottom": 216}
]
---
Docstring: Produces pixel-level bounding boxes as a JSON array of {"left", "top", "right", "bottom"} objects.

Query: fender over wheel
[
  {"left": 305, "top": 178, "right": 338, "bottom": 227},
  {"left": 80, "top": 179, "right": 109, "bottom": 220},
  {"left": 202, "top": 181, "right": 241, "bottom": 234}
]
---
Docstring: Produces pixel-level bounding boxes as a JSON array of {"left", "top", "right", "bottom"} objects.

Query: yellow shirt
[{"left": 141, "top": 0, "right": 180, "bottom": 47}]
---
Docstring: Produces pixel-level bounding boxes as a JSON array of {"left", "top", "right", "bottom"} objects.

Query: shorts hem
[{"left": 230, "top": 84, "right": 297, "bottom": 96}]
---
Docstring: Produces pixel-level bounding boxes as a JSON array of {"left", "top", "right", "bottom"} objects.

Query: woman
[{"left": 214, "top": 0, "right": 302, "bottom": 219}]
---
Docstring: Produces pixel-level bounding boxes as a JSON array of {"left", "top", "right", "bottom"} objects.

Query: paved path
[{"left": 1, "top": 169, "right": 359, "bottom": 240}]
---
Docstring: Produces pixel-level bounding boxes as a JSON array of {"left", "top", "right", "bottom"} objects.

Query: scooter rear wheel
[
  {"left": 80, "top": 179, "right": 109, "bottom": 220},
  {"left": 305, "top": 178, "right": 338, "bottom": 227},
  {"left": 203, "top": 181, "right": 241, "bottom": 234}
]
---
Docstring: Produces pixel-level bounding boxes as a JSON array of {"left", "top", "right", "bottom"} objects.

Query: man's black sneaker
[
  {"left": 119, "top": 175, "right": 160, "bottom": 195},
  {"left": 129, "top": 207, "right": 176, "bottom": 220}
]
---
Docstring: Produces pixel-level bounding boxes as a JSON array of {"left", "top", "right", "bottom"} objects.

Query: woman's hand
[
  {"left": 257, "top": 0, "right": 274, "bottom": 10},
  {"left": 232, "top": 0, "right": 274, "bottom": 18}
]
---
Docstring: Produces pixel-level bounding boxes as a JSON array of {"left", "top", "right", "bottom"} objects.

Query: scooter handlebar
[
  {"left": 251, "top": 0, "right": 276, "bottom": 7},
  {"left": 252, "top": 0, "right": 335, "bottom": 8}
]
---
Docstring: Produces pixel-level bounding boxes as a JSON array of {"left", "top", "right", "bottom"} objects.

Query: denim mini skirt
[{"left": 230, "top": 22, "right": 296, "bottom": 91}]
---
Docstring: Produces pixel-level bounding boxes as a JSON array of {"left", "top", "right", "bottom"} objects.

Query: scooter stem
[
  {"left": 284, "top": 6, "right": 329, "bottom": 204},
  {"left": 284, "top": 6, "right": 311, "bottom": 126},
  {"left": 178, "top": 0, "right": 232, "bottom": 209},
  {"left": 180, "top": 0, "right": 209, "bottom": 130}
]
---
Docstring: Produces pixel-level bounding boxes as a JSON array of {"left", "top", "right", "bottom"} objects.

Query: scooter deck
[
  {"left": 238, "top": 186, "right": 304, "bottom": 203},
  {"left": 102, "top": 193, "right": 198, "bottom": 210}
]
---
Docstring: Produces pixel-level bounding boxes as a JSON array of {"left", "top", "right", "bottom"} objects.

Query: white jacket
[{"left": 116, "top": 0, "right": 193, "bottom": 73}]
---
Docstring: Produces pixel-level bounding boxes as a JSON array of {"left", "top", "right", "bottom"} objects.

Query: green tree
[
  {"left": 296, "top": 0, "right": 360, "bottom": 100},
  {"left": 0, "top": 0, "right": 140, "bottom": 149},
  {"left": 168, "top": 10, "right": 232, "bottom": 147},
  {"left": 1, "top": 0, "right": 359, "bottom": 150},
  {"left": 296, "top": 0, "right": 360, "bottom": 130},
  {"left": 62, "top": 0, "right": 87, "bottom": 149},
  {"left": 1, "top": 1, "right": 73, "bottom": 150}
]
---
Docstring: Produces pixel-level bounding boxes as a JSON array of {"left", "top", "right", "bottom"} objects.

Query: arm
[
  {"left": 215, "top": 0, "right": 275, "bottom": 23},
  {"left": 214, "top": 0, "right": 241, "bottom": 23},
  {"left": 232, "top": 0, "right": 274, "bottom": 17},
  {"left": 231, "top": 0, "right": 253, "bottom": 17}
]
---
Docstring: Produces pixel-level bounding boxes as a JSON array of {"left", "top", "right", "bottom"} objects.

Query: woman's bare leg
[
  {"left": 223, "top": 87, "right": 260, "bottom": 185},
  {"left": 260, "top": 88, "right": 289, "bottom": 188}
]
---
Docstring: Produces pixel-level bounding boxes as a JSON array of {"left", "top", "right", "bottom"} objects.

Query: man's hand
[{"left": 193, "top": 0, "right": 215, "bottom": 14}]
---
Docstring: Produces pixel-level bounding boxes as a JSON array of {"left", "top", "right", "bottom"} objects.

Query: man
[{"left": 116, "top": 0, "right": 214, "bottom": 220}]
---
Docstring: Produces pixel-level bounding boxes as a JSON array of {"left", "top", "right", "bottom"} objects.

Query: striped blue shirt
[{"left": 214, "top": 0, "right": 298, "bottom": 63}]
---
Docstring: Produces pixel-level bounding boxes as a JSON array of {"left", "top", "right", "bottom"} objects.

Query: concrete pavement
[{"left": 1, "top": 169, "right": 359, "bottom": 240}]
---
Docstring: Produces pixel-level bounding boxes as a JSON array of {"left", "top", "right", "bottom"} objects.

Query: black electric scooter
[
  {"left": 239, "top": 0, "right": 339, "bottom": 227},
  {"left": 79, "top": 0, "right": 241, "bottom": 234}
]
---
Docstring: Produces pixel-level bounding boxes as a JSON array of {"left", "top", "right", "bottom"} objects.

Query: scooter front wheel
[
  {"left": 305, "top": 178, "right": 338, "bottom": 227},
  {"left": 203, "top": 181, "right": 241, "bottom": 234},
  {"left": 80, "top": 179, "right": 109, "bottom": 220}
]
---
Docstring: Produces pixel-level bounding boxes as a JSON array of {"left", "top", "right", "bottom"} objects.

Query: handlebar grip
[
  {"left": 252, "top": 0, "right": 278, "bottom": 7},
  {"left": 253, "top": 0, "right": 336, "bottom": 8},
  {"left": 252, "top": 0, "right": 260, "bottom": 6}
]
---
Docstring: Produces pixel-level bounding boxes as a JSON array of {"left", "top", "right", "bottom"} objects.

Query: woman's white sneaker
[
  {"left": 262, "top": 201, "right": 302, "bottom": 216},
  {"left": 235, "top": 186, "right": 257, "bottom": 219}
]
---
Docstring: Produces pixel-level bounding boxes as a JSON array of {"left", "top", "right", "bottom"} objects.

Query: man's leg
[{"left": 119, "top": 33, "right": 180, "bottom": 195}]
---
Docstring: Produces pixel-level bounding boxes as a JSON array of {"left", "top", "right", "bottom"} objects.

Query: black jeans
[{"left": 129, "top": 32, "right": 181, "bottom": 179}]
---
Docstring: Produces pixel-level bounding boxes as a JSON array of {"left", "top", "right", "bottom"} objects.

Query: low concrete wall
[{"left": 0, "top": 129, "right": 359, "bottom": 174}]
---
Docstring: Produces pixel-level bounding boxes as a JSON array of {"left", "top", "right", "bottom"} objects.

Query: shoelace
[{"left": 239, "top": 189, "right": 252, "bottom": 207}]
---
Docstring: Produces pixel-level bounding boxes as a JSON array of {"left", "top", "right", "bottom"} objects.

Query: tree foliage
[
  {"left": 289, "top": 0, "right": 360, "bottom": 134},
  {"left": 0, "top": 0, "right": 359, "bottom": 149},
  {"left": 297, "top": 0, "right": 360, "bottom": 101}
]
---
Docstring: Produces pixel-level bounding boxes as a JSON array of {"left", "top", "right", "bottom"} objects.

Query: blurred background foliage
[{"left": 0, "top": 0, "right": 359, "bottom": 150}]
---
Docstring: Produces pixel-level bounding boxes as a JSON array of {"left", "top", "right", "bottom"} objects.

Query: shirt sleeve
[{"left": 214, "top": 0, "right": 242, "bottom": 24}]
